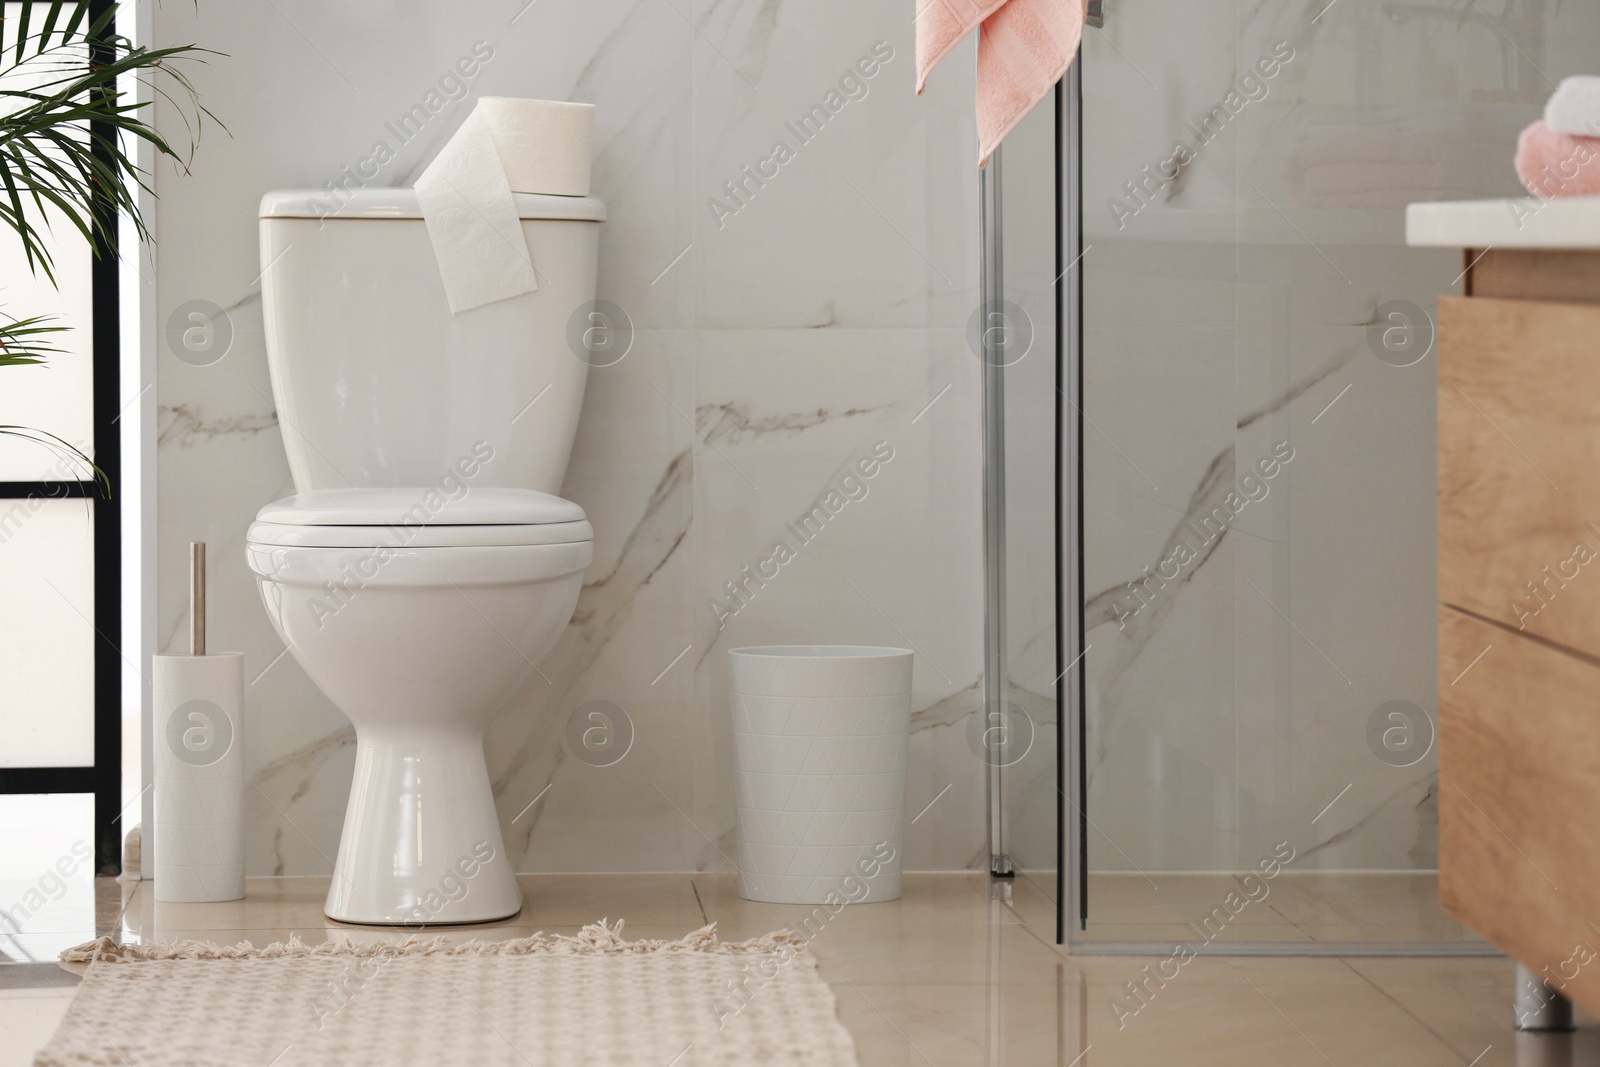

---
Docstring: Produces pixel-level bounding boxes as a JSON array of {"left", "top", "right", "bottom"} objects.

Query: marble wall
[
  {"left": 149, "top": 1, "right": 999, "bottom": 875},
  {"left": 1079, "top": 0, "right": 1600, "bottom": 873}
]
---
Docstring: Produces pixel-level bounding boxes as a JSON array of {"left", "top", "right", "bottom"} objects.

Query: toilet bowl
[
  {"left": 247, "top": 489, "right": 591, "bottom": 924},
  {"left": 247, "top": 189, "right": 604, "bottom": 925}
]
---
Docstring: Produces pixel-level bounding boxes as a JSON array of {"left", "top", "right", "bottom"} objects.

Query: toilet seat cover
[
  {"left": 257, "top": 488, "right": 585, "bottom": 527},
  {"left": 260, "top": 189, "right": 606, "bottom": 222},
  {"left": 249, "top": 488, "right": 592, "bottom": 549}
]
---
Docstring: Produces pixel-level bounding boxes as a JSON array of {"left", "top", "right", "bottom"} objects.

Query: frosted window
[
  {"left": 0, "top": 4, "right": 93, "bottom": 480},
  {"left": 0, "top": 498, "right": 94, "bottom": 767}
]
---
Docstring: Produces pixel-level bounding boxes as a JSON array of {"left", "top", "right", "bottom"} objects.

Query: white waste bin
[{"left": 728, "top": 645, "right": 912, "bottom": 904}]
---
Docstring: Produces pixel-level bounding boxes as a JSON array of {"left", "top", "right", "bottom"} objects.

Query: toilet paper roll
[
  {"left": 415, "top": 97, "right": 596, "bottom": 315},
  {"left": 480, "top": 97, "right": 594, "bottom": 197}
]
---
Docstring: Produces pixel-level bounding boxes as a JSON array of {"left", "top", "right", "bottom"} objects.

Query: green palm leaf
[
  {"left": 0, "top": 2, "right": 220, "bottom": 489},
  {"left": 0, "top": 424, "right": 106, "bottom": 494},
  {"left": 0, "top": 311, "right": 64, "bottom": 365}
]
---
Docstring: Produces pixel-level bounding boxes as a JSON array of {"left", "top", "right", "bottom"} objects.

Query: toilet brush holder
[{"left": 153, "top": 542, "right": 246, "bottom": 902}]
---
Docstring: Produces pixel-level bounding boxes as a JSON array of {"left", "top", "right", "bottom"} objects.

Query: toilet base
[{"left": 323, "top": 728, "right": 524, "bottom": 926}]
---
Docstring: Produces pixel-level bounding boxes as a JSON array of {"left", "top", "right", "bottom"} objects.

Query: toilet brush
[{"left": 152, "top": 542, "right": 246, "bottom": 902}]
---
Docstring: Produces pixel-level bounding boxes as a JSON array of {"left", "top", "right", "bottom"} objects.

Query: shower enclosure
[{"left": 985, "top": 0, "right": 1600, "bottom": 951}]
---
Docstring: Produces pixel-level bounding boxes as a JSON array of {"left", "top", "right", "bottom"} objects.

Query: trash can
[{"left": 728, "top": 645, "right": 912, "bottom": 904}]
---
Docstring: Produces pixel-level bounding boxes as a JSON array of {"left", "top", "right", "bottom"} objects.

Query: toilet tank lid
[
  {"left": 259, "top": 189, "right": 606, "bottom": 222},
  {"left": 257, "top": 488, "right": 587, "bottom": 526}
]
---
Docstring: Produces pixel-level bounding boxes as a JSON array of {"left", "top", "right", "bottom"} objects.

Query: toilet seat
[
  {"left": 246, "top": 487, "right": 594, "bottom": 549},
  {"left": 248, "top": 521, "right": 593, "bottom": 549}
]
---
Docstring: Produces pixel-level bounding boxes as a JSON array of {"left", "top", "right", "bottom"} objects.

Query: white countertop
[{"left": 1406, "top": 196, "right": 1600, "bottom": 249}]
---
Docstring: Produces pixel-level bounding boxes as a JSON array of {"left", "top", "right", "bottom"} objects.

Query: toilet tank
[{"left": 258, "top": 189, "right": 605, "bottom": 495}]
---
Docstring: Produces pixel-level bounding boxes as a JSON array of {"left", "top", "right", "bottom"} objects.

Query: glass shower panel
[
  {"left": 996, "top": 93, "right": 1060, "bottom": 908},
  {"left": 1075, "top": 0, "right": 1593, "bottom": 946}
]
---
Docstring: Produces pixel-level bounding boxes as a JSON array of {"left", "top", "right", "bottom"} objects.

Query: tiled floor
[
  {"left": 2, "top": 872, "right": 1594, "bottom": 1066},
  {"left": 1080, "top": 872, "right": 1482, "bottom": 943}
]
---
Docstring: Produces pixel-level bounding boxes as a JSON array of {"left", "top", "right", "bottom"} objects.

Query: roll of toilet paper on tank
[
  {"left": 479, "top": 97, "right": 594, "bottom": 196},
  {"left": 414, "top": 97, "right": 595, "bottom": 315}
]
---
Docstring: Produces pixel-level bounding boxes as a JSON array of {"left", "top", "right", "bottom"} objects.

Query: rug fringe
[{"left": 60, "top": 919, "right": 809, "bottom": 965}]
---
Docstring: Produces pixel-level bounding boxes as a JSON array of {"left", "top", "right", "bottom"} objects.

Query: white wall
[{"left": 148, "top": 0, "right": 997, "bottom": 875}]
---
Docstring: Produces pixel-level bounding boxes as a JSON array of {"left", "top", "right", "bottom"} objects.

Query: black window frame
[{"left": 0, "top": 0, "right": 123, "bottom": 875}]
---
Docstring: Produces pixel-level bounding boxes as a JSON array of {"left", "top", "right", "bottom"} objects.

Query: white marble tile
[
  {"left": 1074, "top": 0, "right": 1533, "bottom": 880},
  {"left": 1080, "top": 315, "right": 1438, "bottom": 871},
  {"left": 691, "top": 327, "right": 985, "bottom": 871},
  {"left": 1080, "top": 0, "right": 1240, "bottom": 240},
  {"left": 1083, "top": 239, "right": 1241, "bottom": 331},
  {"left": 494, "top": 329, "right": 698, "bottom": 874},
  {"left": 691, "top": 0, "right": 978, "bottom": 329},
  {"left": 150, "top": 0, "right": 982, "bottom": 878},
  {"left": 1274, "top": 325, "right": 1438, "bottom": 871},
  {"left": 146, "top": 0, "right": 1575, "bottom": 888}
]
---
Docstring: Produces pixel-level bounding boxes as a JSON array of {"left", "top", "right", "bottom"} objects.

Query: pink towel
[
  {"left": 1515, "top": 120, "right": 1600, "bottom": 198},
  {"left": 917, "top": 0, "right": 1086, "bottom": 165}
]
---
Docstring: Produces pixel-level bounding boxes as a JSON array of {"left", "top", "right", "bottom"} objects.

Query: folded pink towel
[
  {"left": 916, "top": 0, "right": 1007, "bottom": 90},
  {"left": 917, "top": 0, "right": 1086, "bottom": 165},
  {"left": 1515, "top": 119, "right": 1600, "bottom": 198}
]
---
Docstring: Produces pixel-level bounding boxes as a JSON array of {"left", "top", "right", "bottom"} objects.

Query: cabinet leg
[{"left": 1516, "top": 964, "right": 1575, "bottom": 1032}]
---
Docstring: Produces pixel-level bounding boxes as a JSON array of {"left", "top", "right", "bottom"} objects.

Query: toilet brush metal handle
[{"left": 190, "top": 541, "right": 205, "bottom": 657}]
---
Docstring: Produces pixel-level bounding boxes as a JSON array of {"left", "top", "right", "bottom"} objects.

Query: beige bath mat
[{"left": 38, "top": 921, "right": 859, "bottom": 1066}]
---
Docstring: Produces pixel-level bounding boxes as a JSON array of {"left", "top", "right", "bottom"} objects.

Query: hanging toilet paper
[{"left": 415, "top": 97, "right": 596, "bottom": 315}]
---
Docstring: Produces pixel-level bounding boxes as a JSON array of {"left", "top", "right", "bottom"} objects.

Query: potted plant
[{"left": 0, "top": 0, "right": 215, "bottom": 482}]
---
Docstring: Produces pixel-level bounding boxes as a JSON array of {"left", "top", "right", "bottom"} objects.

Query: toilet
[{"left": 245, "top": 188, "right": 604, "bottom": 925}]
